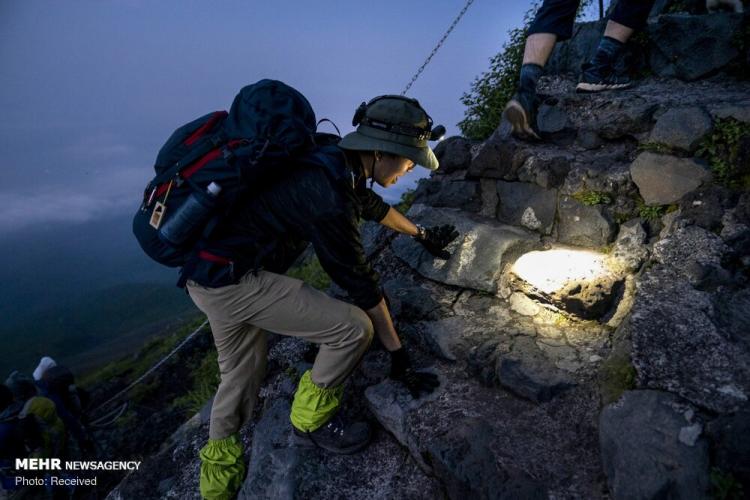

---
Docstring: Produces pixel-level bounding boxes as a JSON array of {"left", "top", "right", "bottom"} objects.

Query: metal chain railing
[{"left": 401, "top": 0, "right": 476, "bottom": 95}]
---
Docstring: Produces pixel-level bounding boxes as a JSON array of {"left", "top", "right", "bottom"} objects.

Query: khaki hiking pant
[{"left": 187, "top": 270, "right": 374, "bottom": 440}]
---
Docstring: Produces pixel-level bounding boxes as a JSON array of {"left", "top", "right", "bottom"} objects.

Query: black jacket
[{"left": 185, "top": 145, "right": 390, "bottom": 310}]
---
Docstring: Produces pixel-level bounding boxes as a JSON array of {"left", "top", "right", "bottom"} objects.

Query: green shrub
[
  {"left": 79, "top": 316, "right": 206, "bottom": 388},
  {"left": 171, "top": 349, "right": 221, "bottom": 415},
  {"left": 638, "top": 205, "right": 665, "bottom": 221},
  {"left": 614, "top": 212, "right": 632, "bottom": 224},
  {"left": 696, "top": 118, "right": 750, "bottom": 189},
  {"left": 637, "top": 200, "right": 667, "bottom": 221},
  {"left": 573, "top": 190, "right": 612, "bottom": 206},
  {"left": 287, "top": 256, "right": 331, "bottom": 290},
  {"left": 394, "top": 188, "right": 416, "bottom": 215}
]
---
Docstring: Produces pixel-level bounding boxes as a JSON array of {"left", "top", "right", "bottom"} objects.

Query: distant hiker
[
  {"left": 168, "top": 87, "right": 457, "bottom": 499},
  {"left": 32, "top": 356, "right": 57, "bottom": 381},
  {"left": 33, "top": 357, "right": 93, "bottom": 454},
  {"left": 503, "top": 0, "right": 656, "bottom": 139},
  {"left": 0, "top": 384, "right": 26, "bottom": 468},
  {"left": 5, "top": 371, "right": 66, "bottom": 459}
]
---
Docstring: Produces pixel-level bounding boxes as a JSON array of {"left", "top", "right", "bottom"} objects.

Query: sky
[{"left": 0, "top": 0, "right": 602, "bottom": 234}]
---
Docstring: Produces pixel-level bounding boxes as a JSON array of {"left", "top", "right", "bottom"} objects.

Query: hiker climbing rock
[
  {"left": 504, "top": 0, "right": 656, "bottom": 140},
  {"left": 134, "top": 81, "right": 458, "bottom": 499}
]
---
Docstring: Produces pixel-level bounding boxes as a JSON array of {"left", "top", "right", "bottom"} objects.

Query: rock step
[
  {"left": 365, "top": 364, "right": 605, "bottom": 498},
  {"left": 239, "top": 382, "right": 443, "bottom": 500}
]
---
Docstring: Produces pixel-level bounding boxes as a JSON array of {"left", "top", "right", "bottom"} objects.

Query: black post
[{"left": 599, "top": 0, "right": 604, "bottom": 19}]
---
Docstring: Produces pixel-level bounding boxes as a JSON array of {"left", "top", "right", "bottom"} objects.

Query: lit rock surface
[
  {"left": 508, "top": 248, "right": 624, "bottom": 320},
  {"left": 392, "top": 204, "right": 539, "bottom": 293}
]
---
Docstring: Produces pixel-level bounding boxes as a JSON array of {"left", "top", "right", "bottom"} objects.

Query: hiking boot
[
  {"left": 503, "top": 92, "right": 541, "bottom": 141},
  {"left": 292, "top": 412, "right": 371, "bottom": 454},
  {"left": 576, "top": 63, "right": 632, "bottom": 93}
]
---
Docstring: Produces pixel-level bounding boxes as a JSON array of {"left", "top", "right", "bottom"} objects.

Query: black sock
[
  {"left": 589, "top": 36, "right": 624, "bottom": 70},
  {"left": 518, "top": 63, "right": 544, "bottom": 98}
]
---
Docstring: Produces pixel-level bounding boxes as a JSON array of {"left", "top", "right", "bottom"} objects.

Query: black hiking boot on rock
[
  {"left": 292, "top": 412, "right": 371, "bottom": 454},
  {"left": 576, "top": 63, "right": 632, "bottom": 93},
  {"left": 503, "top": 92, "right": 541, "bottom": 141}
]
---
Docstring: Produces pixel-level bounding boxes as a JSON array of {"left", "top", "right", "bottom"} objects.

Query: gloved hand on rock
[
  {"left": 415, "top": 224, "right": 459, "bottom": 260},
  {"left": 389, "top": 348, "right": 439, "bottom": 399}
]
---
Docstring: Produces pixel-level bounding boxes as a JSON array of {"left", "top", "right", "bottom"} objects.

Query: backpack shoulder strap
[{"left": 151, "top": 130, "right": 228, "bottom": 187}]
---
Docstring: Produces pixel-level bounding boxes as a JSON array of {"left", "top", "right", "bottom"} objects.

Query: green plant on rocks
[
  {"left": 573, "top": 190, "right": 612, "bottom": 206},
  {"left": 614, "top": 212, "right": 632, "bottom": 224},
  {"left": 172, "top": 348, "right": 221, "bottom": 415},
  {"left": 637, "top": 201, "right": 667, "bottom": 221},
  {"left": 394, "top": 188, "right": 416, "bottom": 215},
  {"left": 598, "top": 353, "right": 637, "bottom": 405},
  {"left": 696, "top": 118, "right": 750, "bottom": 189},
  {"left": 665, "top": 0, "right": 691, "bottom": 13},
  {"left": 79, "top": 316, "right": 205, "bottom": 388},
  {"left": 710, "top": 467, "right": 745, "bottom": 500}
]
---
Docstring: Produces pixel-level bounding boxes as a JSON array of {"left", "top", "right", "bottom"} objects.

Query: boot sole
[
  {"left": 575, "top": 81, "right": 632, "bottom": 93},
  {"left": 503, "top": 100, "right": 540, "bottom": 140},
  {"left": 292, "top": 431, "right": 371, "bottom": 455}
]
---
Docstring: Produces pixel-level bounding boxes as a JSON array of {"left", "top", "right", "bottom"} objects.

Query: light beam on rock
[{"left": 511, "top": 248, "right": 609, "bottom": 295}]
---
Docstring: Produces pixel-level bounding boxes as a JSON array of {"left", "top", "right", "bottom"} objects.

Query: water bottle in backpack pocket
[{"left": 159, "top": 182, "right": 222, "bottom": 246}]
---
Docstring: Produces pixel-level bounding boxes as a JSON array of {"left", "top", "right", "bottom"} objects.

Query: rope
[
  {"left": 90, "top": 319, "right": 209, "bottom": 414},
  {"left": 88, "top": 402, "right": 129, "bottom": 428},
  {"left": 401, "top": 0, "right": 476, "bottom": 95}
]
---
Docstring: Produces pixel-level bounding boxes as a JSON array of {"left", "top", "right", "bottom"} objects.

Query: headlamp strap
[{"left": 361, "top": 117, "right": 431, "bottom": 141}]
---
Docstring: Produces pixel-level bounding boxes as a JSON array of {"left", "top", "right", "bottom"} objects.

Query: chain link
[{"left": 401, "top": 0, "right": 476, "bottom": 96}]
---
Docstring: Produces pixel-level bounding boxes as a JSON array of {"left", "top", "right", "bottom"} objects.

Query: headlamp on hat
[{"left": 352, "top": 96, "right": 445, "bottom": 142}]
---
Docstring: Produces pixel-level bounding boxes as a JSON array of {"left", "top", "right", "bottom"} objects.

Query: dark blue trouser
[{"left": 528, "top": 0, "right": 656, "bottom": 41}]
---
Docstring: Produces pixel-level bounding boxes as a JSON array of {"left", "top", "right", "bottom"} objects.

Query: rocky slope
[{"left": 109, "top": 9, "right": 749, "bottom": 500}]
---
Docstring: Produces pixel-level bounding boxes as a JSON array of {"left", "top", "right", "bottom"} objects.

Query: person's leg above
[
  {"left": 504, "top": 0, "right": 580, "bottom": 139},
  {"left": 577, "top": 0, "right": 656, "bottom": 92},
  {"left": 504, "top": 34, "right": 556, "bottom": 140}
]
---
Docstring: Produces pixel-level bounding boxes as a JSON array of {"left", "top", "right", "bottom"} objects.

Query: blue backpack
[{"left": 133, "top": 79, "right": 320, "bottom": 272}]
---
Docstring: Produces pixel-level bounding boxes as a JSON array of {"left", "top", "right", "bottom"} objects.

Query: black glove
[
  {"left": 416, "top": 224, "right": 459, "bottom": 260},
  {"left": 389, "top": 348, "right": 440, "bottom": 398}
]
